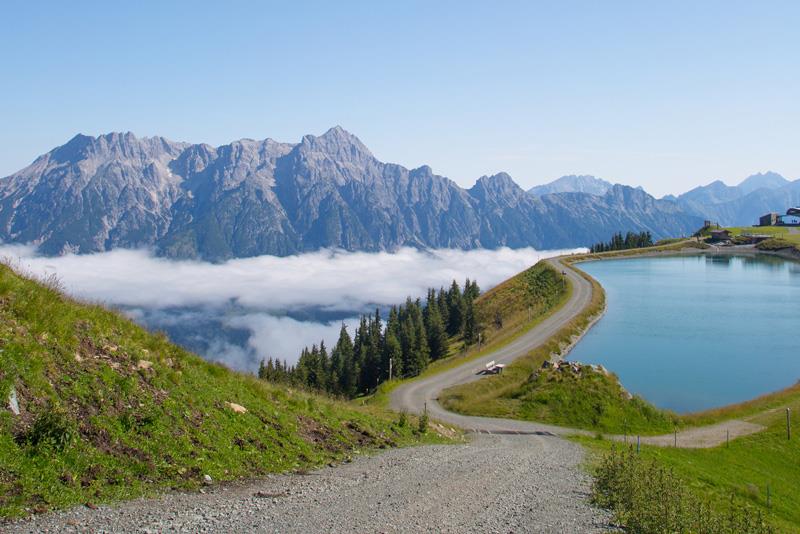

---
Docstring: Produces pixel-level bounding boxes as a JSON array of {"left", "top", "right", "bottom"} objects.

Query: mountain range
[
  {"left": 668, "top": 171, "right": 800, "bottom": 226},
  {"left": 0, "top": 127, "right": 707, "bottom": 261}
]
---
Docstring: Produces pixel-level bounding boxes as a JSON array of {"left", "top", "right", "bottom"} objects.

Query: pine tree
[
  {"left": 383, "top": 329, "right": 403, "bottom": 380},
  {"left": 446, "top": 280, "right": 465, "bottom": 336},
  {"left": 437, "top": 287, "right": 449, "bottom": 333},
  {"left": 424, "top": 289, "right": 448, "bottom": 360},
  {"left": 463, "top": 298, "right": 478, "bottom": 345},
  {"left": 334, "top": 324, "right": 356, "bottom": 397},
  {"left": 411, "top": 298, "right": 430, "bottom": 374}
]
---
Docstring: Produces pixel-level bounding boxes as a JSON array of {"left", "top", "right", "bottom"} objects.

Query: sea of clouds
[{"left": 0, "top": 245, "right": 584, "bottom": 372}]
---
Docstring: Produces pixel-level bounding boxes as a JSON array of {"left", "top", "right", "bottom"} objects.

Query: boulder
[
  {"left": 7, "top": 386, "right": 20, "bottom": 415},
  {"left": 226, "top": 402, "right": 247, "bottom": 414}
]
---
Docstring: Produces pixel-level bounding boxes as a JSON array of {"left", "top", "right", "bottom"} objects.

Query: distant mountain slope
[
  {"left": 0, "top": 127, "right": 702, "bottom": 260},
  {"left": 737, "top": 171, "right": 790, "bottom": 195},
  {"left": 527, "top": 174, "right": 612, "bottom": 196},
  {"left": 674, "top": 172, "right": 798, "bottom": 226}
]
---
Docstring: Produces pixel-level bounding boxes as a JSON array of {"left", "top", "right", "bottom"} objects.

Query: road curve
[
  {"left": 390, "top": 256, "right": 765, "bottom": 447},
  {"left": 390, "top": 257, "right": 593, "bottom": 436}
]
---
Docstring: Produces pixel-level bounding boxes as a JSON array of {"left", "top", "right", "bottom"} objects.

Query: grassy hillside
[
  {"left": 440, "top": 264, "right": 609, "bottom": 424},
  {"left": 582, "top": 394, "right": 800, "bottom": 532},
  {"left": 439, "top": 241, "right": 743, "bottom": 435},
  {"left": 365, "top": 261, "right": 570, "bottom": 408},
  {"left": 0, "top": 263, "right": 446, "bottom": 518},
  {"left": 725, "top": 226, "right": 800, "bottom": 253},
  {"left": 506, "top": 364, "right": 678, "bottom": 434}
]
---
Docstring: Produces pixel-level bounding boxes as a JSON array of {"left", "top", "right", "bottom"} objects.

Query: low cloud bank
[{"left": 0, "top": 246, "right": 583, "bottom": 371}]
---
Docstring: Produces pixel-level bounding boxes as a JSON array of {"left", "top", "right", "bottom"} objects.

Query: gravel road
[
  {"left": 391, "top": 257, "right": 594, "bottom": 433},
  {"left": 7, "top": 434, "right": 614, "bottom": 533},
  {"left": 391, "top": 257, "right": 764, "bottom": 448}
]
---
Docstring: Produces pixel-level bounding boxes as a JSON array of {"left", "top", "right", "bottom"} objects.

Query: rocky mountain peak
[
  {"left": 528, "top": 174, "right": 612, "bottom": 197},
  {"left": 737, "top": 171, "right": 789, "bottom": 194},
  {"left": 0, "top": 127, "right": 704, "bottom": 260},
  {"left": 298, "top": 126, "right": 373, "bottom": 161},
  {"left": 469, "top": 173, "right": 528, "bottom": 207}
]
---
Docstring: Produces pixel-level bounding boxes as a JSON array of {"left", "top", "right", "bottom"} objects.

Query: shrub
[
  {"left": 397, "top": 411, "right": 408, "bottom": 428},
  {"left": 25, "top": 406, "right": 76, "bottom": 452},
  {"left": 593, "top": 447, "right": 774, "bottom": 533},
  {"left": 417, "top": 410, "right": 429, "bottom": 434}
]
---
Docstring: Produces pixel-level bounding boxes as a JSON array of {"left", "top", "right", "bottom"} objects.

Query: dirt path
[
  {"left": 6, "top": 434, "right": 615, "bottom": 534},
  {"left": 391, "top": 257, "right": 765, "bottom": 448}
]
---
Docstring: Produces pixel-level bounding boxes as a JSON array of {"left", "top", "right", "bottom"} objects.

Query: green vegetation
[
  {"left": 581, "top": 393, "right": 800, "bottom": 532},
  {"left": 654, "top": 237, "right": 686, "bottom": 246},
  {"left": 0, "top": 262, "right": 448, "bottom": 518},
  {"left": 757, "top": 238, "right": 800, "bottom": 253},
  {"left": 362, "top": 261, "right": 571, "bottom": 409},
  {"left": 440, "top": 262, "right": 608, "bottom": 424},
  {"left": 722, "top": 226, "right": 800, "bottom": 253},
  {"left": 590, "top": 230, "right": 654, "bottom": 253},
  {"left": 263, "top": 279, "right": 481, "bottom": 398},
  {"left": 591, "top": 446, "right": 774, "bottom": 533},
  {"left": 577, "top": 238, "right": 709, "bottom": 263},
  {"left": 507, "top": 365, "right": 677, "bottom": 434}
]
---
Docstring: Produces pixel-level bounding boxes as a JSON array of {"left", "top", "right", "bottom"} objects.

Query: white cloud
[
  {"left": 0, "top": 245, "right": 583, "bottom": 370},
  {"left": 226, "top": 313, "right": 358, "bottom": 369}
]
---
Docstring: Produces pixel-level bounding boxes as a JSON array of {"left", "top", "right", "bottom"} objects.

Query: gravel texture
[{"left": 6, "top": 434, "right": 614, "bottom": 533}]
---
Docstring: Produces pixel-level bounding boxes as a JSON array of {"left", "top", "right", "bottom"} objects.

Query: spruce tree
[
  {"left": 446, "top": 280, "right": 465, "bottom": 336},
  {"left": 424, "top": 289, "right": 448, "bottom": 360},
  {"left": 463, "top": 298, "right": 478, "bottom": 345}
]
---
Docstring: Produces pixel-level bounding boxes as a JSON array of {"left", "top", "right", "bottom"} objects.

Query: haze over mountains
[
  {"left": 668, "top": 171, "right": 800, "bottom": 226},
  {"left": 527, "top": 175, "right": 613, "bottom": 197}
]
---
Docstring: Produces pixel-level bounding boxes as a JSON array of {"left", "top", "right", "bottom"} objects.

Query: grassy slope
[
  {"left": 438, "top": 239, "right": 800, "bottom": 530},
  {"left": 440, "top": 240, "right": 800, "bottom": 435},
  {"left": 579, "top": 398, "right": 800, "bottom": 532},
  {"left": 508, "top": 366, "right": 678, "bottom": 434},
  {"left": 364, "top": 261, "right": 571, "bottom": 408},
  {"left": 0, "top": 263, "right": 446, "bottom": 518},
  {"left": 440, "top": 261, "right": 610, "bottom": 424},
  {"left": 725, "top": 225, "right": 800, "bottom": 253}
]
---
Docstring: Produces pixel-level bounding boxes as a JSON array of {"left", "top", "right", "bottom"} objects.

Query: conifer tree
[
  {"left": 424, "top": 289, "right": 448, "bottom": 360},
  {"left": 463, "top": 298, "right": 478, "bottom": 345},
  {"left": 446, "top": 280, "right": 465, "bottom": 336}
]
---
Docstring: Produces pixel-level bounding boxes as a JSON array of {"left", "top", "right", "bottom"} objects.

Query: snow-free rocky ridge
[{"left": 0, "top": 127, "right": 702, "bottom": 260}]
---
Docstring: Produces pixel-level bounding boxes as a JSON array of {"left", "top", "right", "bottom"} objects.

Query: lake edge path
[{"left": 390, "top": 256, "right": 763, "bottom": 447}]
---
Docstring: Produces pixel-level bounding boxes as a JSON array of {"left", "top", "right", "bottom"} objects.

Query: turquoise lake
[{"left": 569, "top": 254, "right": 800, "bottom": 413}]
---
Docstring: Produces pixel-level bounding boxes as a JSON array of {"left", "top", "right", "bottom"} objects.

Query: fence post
[
  {"left": 674, "top": 429, "right": 677, "bottom": 447},
  {"left": 636, "top": 435, "right": 640, "bottom": 454},
  {"left": 787, "top": 408, "right": 791, "bottom": 440},
  {"left": 726, "top": 429, "right": 729, "bottom": 448}
]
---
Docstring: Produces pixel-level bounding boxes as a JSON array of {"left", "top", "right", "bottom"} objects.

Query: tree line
[
  {"left": 590, "top": 231, "right": 653, "bottom": 253},
  {"left": 258, "top": 279, "right": 481, "bottom": 398}
]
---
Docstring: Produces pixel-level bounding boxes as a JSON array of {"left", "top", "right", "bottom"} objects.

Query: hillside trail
[
  {"left": 7, "top": 434, "right": 616, "bottom": 533},
  {"left": 392, "top": 257, "right": 765, "bottom": 449}
]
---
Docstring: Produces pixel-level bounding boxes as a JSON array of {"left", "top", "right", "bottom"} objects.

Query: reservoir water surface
[{"left": 569, "top": 254, "right": 800, "bottom": 413}]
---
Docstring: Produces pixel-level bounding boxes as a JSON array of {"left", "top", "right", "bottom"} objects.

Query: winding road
[
  {"left": 390, "top": 256, "right": 763, "bottom": 446},
  {"left": 391, "top": 257, "right": 593, "bottom": 436}
]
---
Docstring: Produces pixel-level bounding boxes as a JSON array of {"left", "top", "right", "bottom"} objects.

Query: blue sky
[{"left": 1, "top": 1, "right": 798, "bottom": 196}]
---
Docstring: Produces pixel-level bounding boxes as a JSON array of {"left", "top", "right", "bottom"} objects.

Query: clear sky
[{"left": 1, "top": 1, "right": 798, "bottom": 197}]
